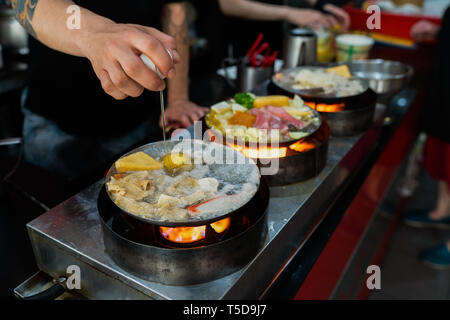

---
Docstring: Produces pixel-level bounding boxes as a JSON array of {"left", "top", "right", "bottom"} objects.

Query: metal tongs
[{"left": 140, "top": 50, "right": 174, "bottom": 146}]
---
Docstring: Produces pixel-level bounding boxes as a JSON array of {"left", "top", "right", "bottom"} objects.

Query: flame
[
  {"left": 305, "top": 102, "right": 345, "bottom": 112},
  {"left": 160, "top": 225, "right": 206, "bottom": 243},
  {"left": 210, "top": 217, "right": 231, "bottom": 233},
  {"left": 226, "top": 143, "right": 287, "bottom": 159},
  {"left": 289, "top": 139, "right": 318, "bottom": 152},
  {"left": 208, "top": 128, "right": 323, "bottom": 159},
  {"left": 159, "top": 217, "right": 231, "bottom": 244}
]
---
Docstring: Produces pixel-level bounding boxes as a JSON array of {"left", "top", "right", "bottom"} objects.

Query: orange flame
[
  {"left": 159, "top": 217, "right": 231, "bottom": 244},
  {"left": 210, "top": 217, "right": 231, "bottom": 233},
  {"left": 226, "top": 143, "right": 287, "bottom": 159},
  {"left": 160, "top": 225, "right": 206, "bottom": 243},
  {"left": 208, "top": 128, "right": 322, "bottom": 159},
  {"left": 289, "top": 139, "right": 317, "bottom": 153},
  {"left": 305, "top": 102, "right": 345, "bottom": 112}
]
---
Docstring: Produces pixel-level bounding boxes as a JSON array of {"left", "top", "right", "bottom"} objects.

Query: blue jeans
[{"left": 22, "top": 108, "right": 159, "bottom": 179}]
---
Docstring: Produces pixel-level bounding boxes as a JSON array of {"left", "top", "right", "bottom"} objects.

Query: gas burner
[
  {"left": 206, "top": 119, "right": 329, "bottom": 186},
  {"left": 97, "top": 179, "right": 269, "bottom": 285}
]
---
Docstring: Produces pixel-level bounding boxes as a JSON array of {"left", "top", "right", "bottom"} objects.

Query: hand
[
  {"left": 323, "top": 4, "right": 351, "bottom": 31},
  {"left": 411, "top": 20, "right": 439, "bottom": 42},
  {"left": 284, "top": 8, "right": 338, "bottom": 29},
  {"left": 82, "top": 22, "right": 181, "bottom": 100},
  {"left": 160, "top": 99, "right": 209, "bottom": 128}
]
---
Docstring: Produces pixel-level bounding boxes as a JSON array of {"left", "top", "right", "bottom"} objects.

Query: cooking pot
[{"left": 105, "top": 139, "right": 262, "bottom": 227}]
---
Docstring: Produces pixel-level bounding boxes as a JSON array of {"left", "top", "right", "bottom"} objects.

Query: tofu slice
[
  {"left": 115, "top": 152, "right": 162, "bottom": 172},
  {"left": 325, "top": 65, "right": 352, "bottom": 79}
]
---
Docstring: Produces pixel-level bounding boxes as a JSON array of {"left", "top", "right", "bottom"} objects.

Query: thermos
[{"left": 282, "top": 28, "right": 317, "bottom": 68}]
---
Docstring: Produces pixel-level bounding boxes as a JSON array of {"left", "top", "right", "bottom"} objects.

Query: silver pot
[{"left": 0, "top": 7, "right": 29, "bottom": 55}]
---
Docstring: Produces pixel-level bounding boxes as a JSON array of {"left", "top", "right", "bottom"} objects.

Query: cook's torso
[{"left": 26, "top": 0, "right": 171, "bottom": 137}]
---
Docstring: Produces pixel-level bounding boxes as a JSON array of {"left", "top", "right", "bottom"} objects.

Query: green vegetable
[
  {"left": 289, "top": 94, "right": 304, "bottom": 108},
  {"left": 289, "top": 131, "right": 308, "bottom": 140},
  {"left": 234, "top": 92, "right": 255, "bottom": 109}
]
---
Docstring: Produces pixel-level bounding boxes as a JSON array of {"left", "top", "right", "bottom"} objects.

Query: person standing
[
  {"left": 12, "top": 0, "right": 207, "bottom": 179},
  {"left": 404, "top": 8, "right": 450, "bottom": 269},
  {"left": 217, "top": 0, "right": 351, "bottom": 60}
]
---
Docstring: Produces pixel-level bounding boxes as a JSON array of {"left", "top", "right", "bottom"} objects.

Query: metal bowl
[{"left": 347, "top": 59, "right": 413, "bottom": 102}]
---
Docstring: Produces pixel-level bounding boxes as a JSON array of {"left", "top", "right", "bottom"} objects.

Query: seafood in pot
[{"left": 106, "top": 141, "right": 260, "bottom": 223}]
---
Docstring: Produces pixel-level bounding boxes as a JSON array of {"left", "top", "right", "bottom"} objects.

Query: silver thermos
[{"left": 282, "top": 28, "right": 317, "bottom": 68}]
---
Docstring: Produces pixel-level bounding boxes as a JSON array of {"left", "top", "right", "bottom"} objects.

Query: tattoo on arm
[
  {"left": 162, "top": 3, "right": 189, "bottom": 46},
  {"left": 11, "top": 0, "right": 39, "bottom": 38}
]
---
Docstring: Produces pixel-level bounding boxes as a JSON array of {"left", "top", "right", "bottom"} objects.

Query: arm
[
  {"left": 11, "top": 0, "right": 178, "bottom": 98},
  {"left": 160, "top": 2, "right": 208, "bottom": 128},
  {"left": 308, "top": 0, "right": 351, "bottom": 30},
  {"left": 218, "top": 0, "right": 345, "bottom": 29},
  {"left": 162, "top": 3, "right": 189, "bottom": 105},
  {"left": 306, "top": 0, "right": 352, "bottom": 7},
  {"left": 218, "top": 0, "right": 290, "bottom": 21}
]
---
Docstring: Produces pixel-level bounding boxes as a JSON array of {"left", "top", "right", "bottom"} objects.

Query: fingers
[
  {"left": 185, "top": 106, "right": 209, "bottom": 124},
  {"left": 162, "top": 104, "right": 208, "bottom": 128},
  {"left": 130, "top": 28, "right": 176, "bottom": 79},
  {"left": 324, "top": 14, "right": 339, "bottom": 29},
  {"left": 178, "top": 115, "right": 192, "bottom": 128},
  {"left": 187, "top": 112, "right": 201, "bottom": 124},
  {"left": 107, "top": 61, "right": 145, "bottom": 98},
  {"left": 323, "top": 4, "right": 351, "bottom": 30},
  {"left": 171, "top": 49, "right": 181, "bottom": 65},
  {"left": 137, "top": 26, "right": 180, "bottom": 64},
  {"left": 97, "top": 69, "right": 128, "bottom": 100},
  {"left": 162, "top": 113, "right": 191, "bottom": 128},
  {"left": 114, "top": 46, "right": 166, "bottom": 91},
  {"left": 309, "top": 11, "right": 334, "bottom": 29},
  {"left": 196, "top": 107, "right": 209, "bottom": 119}
]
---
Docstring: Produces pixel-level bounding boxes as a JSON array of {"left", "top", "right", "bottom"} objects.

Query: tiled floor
[{"left": 369, "top": 170, "right": 450, "bottom": 300}]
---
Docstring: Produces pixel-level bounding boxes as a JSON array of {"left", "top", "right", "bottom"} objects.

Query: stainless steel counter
[
  {"left": 24, "top": 100, "right": 411, "bottom": 299},
  {"left": 27, "top": 102, "right": 392, "bottom": 299}
]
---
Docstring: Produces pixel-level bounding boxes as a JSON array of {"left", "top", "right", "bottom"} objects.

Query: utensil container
[
  {"left": 282, "top": 28, "right": 317, "bottom": 68},
  {"left": 237, "top": 63, "right": 274, "bottom": 92}
]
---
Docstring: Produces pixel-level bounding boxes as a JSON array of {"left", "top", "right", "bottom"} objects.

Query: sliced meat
[
  {"left": 249, "top": 106, "right": 304, "bottom": 134},
  {"left": 250, "top": 108, "right": 271, "bottom": 129},
  {"left": 266, "top": 106, "right": 304, "bottom": 128}
]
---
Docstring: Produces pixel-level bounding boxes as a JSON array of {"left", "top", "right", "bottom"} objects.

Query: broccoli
[{"left": 234, "top": 92, "right": 255, "bottom": 109}]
